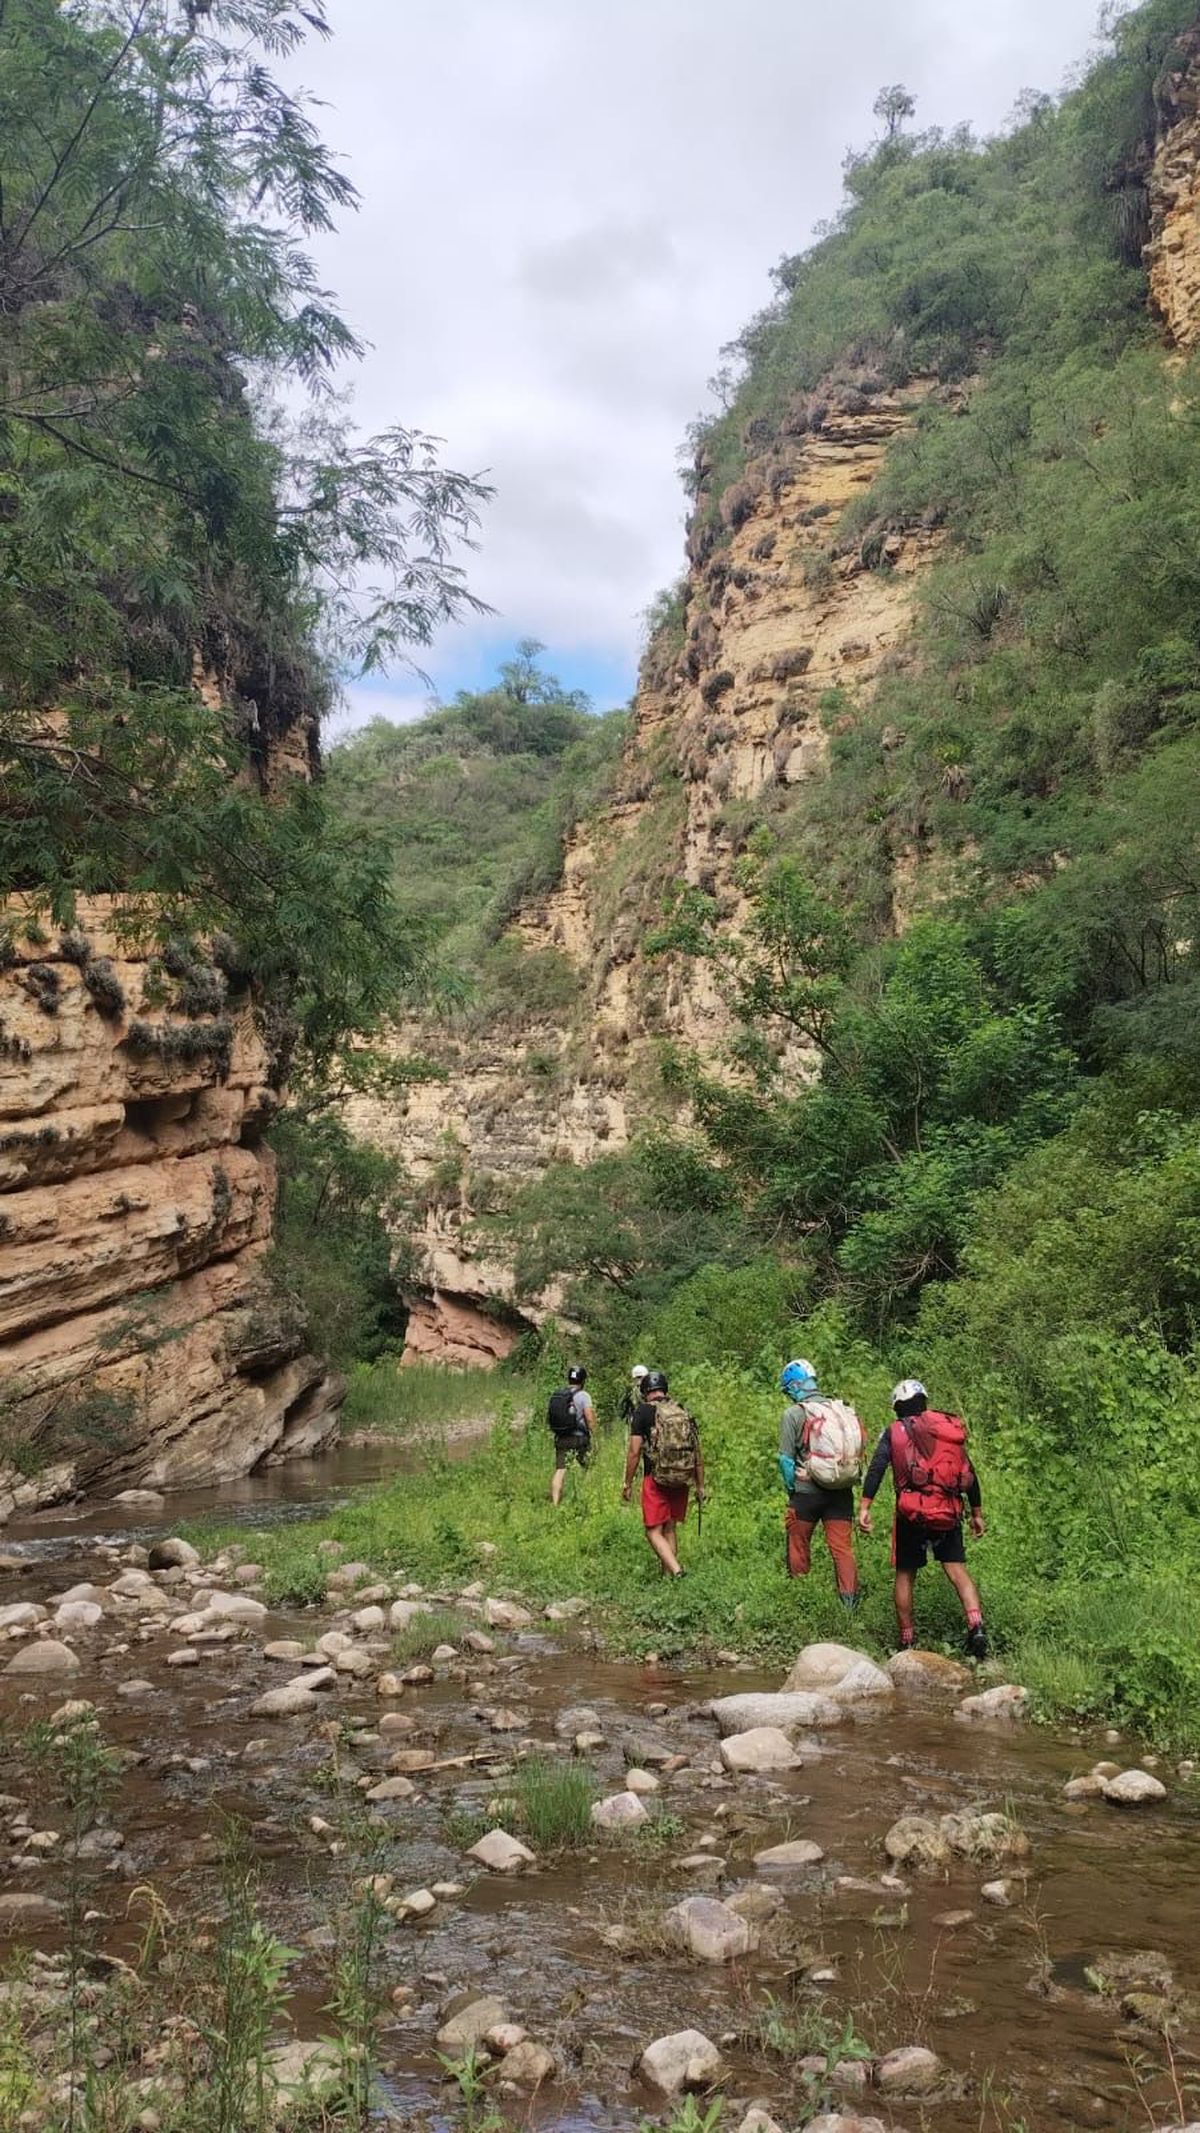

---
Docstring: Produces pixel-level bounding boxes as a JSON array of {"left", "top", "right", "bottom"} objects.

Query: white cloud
[{"left": 286, "top": 0, "right": 1106, "bottom": 724}]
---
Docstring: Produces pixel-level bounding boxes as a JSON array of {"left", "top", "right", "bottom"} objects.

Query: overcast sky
[{"left": 292, "top": 0, "right": 1108, "bottom": 734}]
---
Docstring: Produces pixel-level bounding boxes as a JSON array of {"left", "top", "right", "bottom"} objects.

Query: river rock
[
  {"left": 1104, "top": 1769, "right": 1167, "bottom": 1806},
  {"left": 887, "top": 1648, "right": 970, "bottom": 1692},
  {"left": 0, "top": 1891, "right": 65, "bottom": 1930},
  {"left": 1064, "top": 1774, "right": 1108, "bottom": 1800},
  {"left": 205, "top": 1590, "right": 267, "bottom": 1621},
  {"left": 464, "top": 1630, "right": 495, "bottom": 1654},
  {"left": 431, "top": 1642, "right": 458, "bottom": 1662},
  {"left": 783, "top": 1645, "right": 893, "bottom": 1703},
  {"left": 55, "top": 1601, "right": 103, "bottom": 1631},
  {"left": 266, "top": 2039, "right": 341, "bottom": 2103},
  {"left": 437, "top": 1994, "right": 510, "bottom": 2050},
  {"left": 364, "top": 1776, "right": 415, "bottom": 1803},
  {"left": 398, "top": 1887, "right": 436, "bottom": 1917},
  {"left": 4, "top": 1639, "right": 80, "bottom": 1675},
  {"left": 467, "top": 1828, "right": 536, "bottom": 1872},
  {"left": 625, "top": 1767, "right": 659, "bottom": 1793},
  {"left": 147, "top": 1539, "right": 200, "bottom": 1571},
  {"left": 485, "top": 2023, "right": 528, "bottom": 2055},
  {"left": 726, "top": 1883, "right": 785, "bottom": 1923},
  {"left": 709, "top": 1691, "right": 843, "bottom": 1736},
  {"left": 114, "top": 1488, "right": 166, "bottom": 1509},
  {"left": 941, "top": 1810, "right": 1029, "bottom": 1862},
  {"left": 484, "top": 1598, "right": 533, "bottom": 1629},
  {"left": 883, "top": 1815, "right": 951, "bottom": 1873},
  {"left": 390, "top": 1749, "right": 437, "bottom": 1772},
  {"left": 167, "top": 1648, "right": 199, "bottom": 1668},
  {"left": 489, "top": 1707, "right": 529, "bottom": 1732},
  {"left": 252, "top": 1677, "right": 330, "bottom": 1718},
  {"left": 351, "top": 1606, "right": 386, "bottom": 1633},
  {"left": 877, "top": 2045, "right": 942, "bottom": 2094},
  {"left": 0, "top": 1602, "right": 46, "bottom": 1629},
  {"left": 956, "top": 1684, "right": 1029, "bottom": 1723},
  {"left": 719, "top": 1726, "right": 802, "bottom": 1773},
  {"left": 592, "top": 1790, "right": 649, "bottom": 1831},
  {"left": 664, "top": 1895, "right": 754, "bottom": 1962},
  {"left": 264, "top": 1641, "right": 307, "bottom": 1662},
  {"left": 805, "top": 2119, "right": 891, "bottom": 2133},
  {"left": 502, "top": 2040, "right": 557, "bottom": 2088},
  {"left": 737, "top": 2111, "right": 786, "bottom": 2133},
  {"left": 334, "top": 1647, "right": 374, "bottom": 1677},
  {"left": 555, "top": 1704, "right": 602, "bottom": 1738},
  {"left": 49, "top": 1700, "right": 95, "bottom": 1728},
  {"left": 981, "top": 1879, "right": 1013, "bottom": 1906},
  {"left": 109, "top": 1569, "right": 157, "bottom": 1598},
  {"left": 640, "top": 2030, "right": 724, "bottom": 2096},
  {"left": 388, "top": 1599, "right": 431, "bottom": 1630},
  {"left": 753, "top": 1837, "right": 824, "bottom": 1871}
]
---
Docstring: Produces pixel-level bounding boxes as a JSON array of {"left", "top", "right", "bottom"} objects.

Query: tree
[
  {"left": 0, "top": 0, "right": 490, "bottom": 1061},
  {"left": 873, "top": 83, "right": 916, "bottom": 140}
]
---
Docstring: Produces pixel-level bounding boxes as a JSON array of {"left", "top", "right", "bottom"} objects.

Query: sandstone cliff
[
  {"left": 0, "top": 896, "right": 341, "bottom": 1518},
  {"left": 1148, "top": 22, "right": 1200, "bottom": 348}
]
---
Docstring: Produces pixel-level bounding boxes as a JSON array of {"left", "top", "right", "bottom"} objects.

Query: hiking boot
[
  {"left": 839, "top": 1590, "right": 861, "bottom": 1612},
  {"left": 965, "top": 1622, "right": 989, "bottom": 1662}
]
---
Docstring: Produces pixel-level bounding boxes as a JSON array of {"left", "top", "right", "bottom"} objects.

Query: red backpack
[{"left": 890, "top": 1411, "right": 972, "bottom": 1531}]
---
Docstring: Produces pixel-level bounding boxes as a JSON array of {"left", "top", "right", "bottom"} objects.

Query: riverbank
[
  {"left": 2, "top": 1498, "right": 1198, "bottom": 2133},
  {"left": 186, "top": 1361, "right": 1200, "bottom": 1755}
]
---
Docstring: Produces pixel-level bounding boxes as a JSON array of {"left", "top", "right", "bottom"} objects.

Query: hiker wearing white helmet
[
  {"left": 620, "top": 1362, "right": 650, "bottom": 1424},
  {"left": 859, "top": 1378, "right": 988, "bottom": 1659},
  {"left": 777, "top": 1358, "right": 864, "bottom": 1606}
]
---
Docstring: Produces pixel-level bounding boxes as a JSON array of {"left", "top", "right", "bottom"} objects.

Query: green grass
[
  {"left": 507, "top": 1756, "right": 598, "bottom": 1848},
  {"left": 342, "top": 1358, "right": 536, "bottom": 1436},
  {"left": 389, "top": 1609, "right": 470, "bottom": 1663}
]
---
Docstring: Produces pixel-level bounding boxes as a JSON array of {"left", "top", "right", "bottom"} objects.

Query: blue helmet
[{"left": 781, "top": 1357, "right": 818, "bottom": 1399}]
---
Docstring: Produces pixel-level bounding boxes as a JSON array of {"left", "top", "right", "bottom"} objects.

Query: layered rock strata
[
  {"left": 1148, "top": 23, "right": 1200, "bottom": 349},
  {"left": 0, "top": 906, "right": 340, "bottom": 1518}
]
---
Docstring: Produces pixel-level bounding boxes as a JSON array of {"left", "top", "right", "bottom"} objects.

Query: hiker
[
  {"left": 777, "top": 1358, "right": 863, "bottom": 1608},
  {"left": 547, "top": 1364, "right": 594, "bottom": 1506},
  {"left": 621, "top": 1369, "right": 703, "bottom": 1578},
  {"left": 619, "top": 1362, "right": 649, "bottom": 1423},
  {"left": 857, "top": 1378, "right": 988, "bottom": 1659}
]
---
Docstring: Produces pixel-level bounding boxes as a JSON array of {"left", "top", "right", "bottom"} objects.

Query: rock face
[
  {"left": 0, "top": 905, "right": 342, "bottom": 1516},
  {"left": 1147, "top": 24, "right": 1200, "bottom": 351}
]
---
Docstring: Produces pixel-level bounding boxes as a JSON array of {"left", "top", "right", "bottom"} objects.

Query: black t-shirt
[{"left": 629, "top": 1399, "right": 656, "bottom": 1469}]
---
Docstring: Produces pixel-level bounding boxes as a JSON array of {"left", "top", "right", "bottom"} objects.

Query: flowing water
[{"left": 2, "top": 1441, "right": 1198, "bottom": 2132}]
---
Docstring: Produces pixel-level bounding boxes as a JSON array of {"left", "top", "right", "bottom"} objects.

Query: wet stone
[
  {"left": 4, "top": 1639, "right": 80, "bottom": 1675},
  {"left": 877, "top": 2044, "right": 942, "bottom": 2094},
  {"left": 753, "top": 1838, "right": 824, "bottom": 1871},
  {"left": 467, "top": 1828, "right": 535, "bottom": 1873},
  {"left": 639, "top": 2029, "right": 724, "bottom": 2097},
  {"left": 1104, "top": 1769, "right": 1167, "bottom": 1806},
  {"left": 591, "top": 1790, "right": 649, "bottom": 1831},
  {"left": 436, "top": 1994, "right": 509, "bottom": 2049},
  {"left": 664, "top": 1895, "right": 754, "bottom": 1963}
]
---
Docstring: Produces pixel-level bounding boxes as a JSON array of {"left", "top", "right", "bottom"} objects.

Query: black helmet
[
  {"left": 567, "top": 1365, "right": 587, "bottom": 1387},
  {"left": 643, "top": 1369, "right": 669, "bottom": 1395}
]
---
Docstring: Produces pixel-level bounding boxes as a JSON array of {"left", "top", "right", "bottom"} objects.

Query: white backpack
[{"left": 800, "top": 1397, "right": 865, "bottom": 1488}]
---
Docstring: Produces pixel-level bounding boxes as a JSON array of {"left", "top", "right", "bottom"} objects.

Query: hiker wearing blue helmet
[{"left": 777, "top": 1358, "right": 864, "bottom": 1605}]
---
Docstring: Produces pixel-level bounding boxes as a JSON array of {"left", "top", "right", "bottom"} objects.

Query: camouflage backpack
[{"left": 648, "top": 1398, "right": 700, "bottom": 1487}]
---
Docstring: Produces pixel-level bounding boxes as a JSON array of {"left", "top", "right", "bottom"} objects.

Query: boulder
[
  {"left": 264, "top": 1640, "right": 307, "bottom": 1663},
  {"left": 1104, "top": 1769, "right": 1168, "bottom": 1806},
  {"left": 55, "top": 1602, "right": 103, "bottom": 1631},
  {"left": 719, "top": 1727, "right": 802, "bottom": 1774},
  {"left": 0, "top": 1602, "right": 46, "bottom": 1629},
  {"left": 4, "top": 1640, "right": 80, "bottom": 1676},
  {"left": 955, "top": 1684, "right": 1029, "bottom": 1724},
  {"left": 389, "top": 1599, "right": 431, "bottom": 1630},
  {"left": 876, "top": 2045, "right": 942, "bottom": 2095},
  {"left": 113, "top": 1488, "right": 166, "bottom": 1508},
  {"left": 464, "top": 1630, "right": 495, "bottom": 1654},
  {"left": 351, "top": 1606, "right": 386, "bottom": 1633},
  {"left": 501, "top": 2040, "right": 557, "bottom": 2088},
  {"left": 664, "top": 1895, "right": 754, "bottom": 1962},
  {"left": 709, "top": 1691, "right": 843, "bottom": 1736},
  {"left": 251, "top": 1678, "right": 330, "bottom": 1718},
  {"left": 887, "top": 1648, "right": 970, "bottom": 1693},
  {"left": 940, "top": 1810, "right": 1029, "bottom": 1862},
  {"left": 753, "top": 1838, "right": 824, "bottom": 1871},
  {"left": 782, "top": 1641, "right": 866, "bottom": 1690},
  {"left": 204, "top": 1591, "right": 267, "bottom": 1622},
  {"left": 829, "top": 1658, "right": 894, "bottom": 1703},
  {"left": 625, "top": 1768, "right": 660, "bottom": 1794},
  {"left": 639, "top": 2029, "right": 724, "bottom": 2096},
  {"left": 591, "top": 1790, "right": 649, "bottom": 1831},
  {"left": 147, "top": 1538, "right": 200, "bottom": 1571},
  {"left": 467, "top": 1828, "right": 536, "bottom": 1873},
  {"left": 484, "top": 1598, "right": 533, "bottom": 1630},
  {"left": 436, "top": 1995, "right": 509, "bottom": 2050},
  {"left": 883, "top": 1816, "right": 951, "bottom": 1873},
  {"left": 1063, "top": 1774, "right": 1108, "bottom": 1801},
  {"left": 266, "top": 2039, "right": 342, "bottom": 2105}
]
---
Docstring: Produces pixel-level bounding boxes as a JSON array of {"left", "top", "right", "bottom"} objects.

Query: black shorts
[
  {"left": 894, "top": 1516, "right": 965, "bottom": 1572},
  {"left": 789, "top": 1483, "right": 854, "bottom": 1524},
  {"left": 553, "top": 1432, "right": 590, "bottom": 1471}
]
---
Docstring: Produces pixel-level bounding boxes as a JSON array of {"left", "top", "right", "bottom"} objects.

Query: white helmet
[
  {"left": 631, "top": 1363, "right": 648, "bottom": 1381},
  {"left": 892, "top": 1378, "right": 927, "bottom": 1408}
]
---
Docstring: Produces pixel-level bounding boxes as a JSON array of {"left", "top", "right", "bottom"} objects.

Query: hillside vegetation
[{"left": 316, "top": 0, "right": 1200, "bottom": 1743}]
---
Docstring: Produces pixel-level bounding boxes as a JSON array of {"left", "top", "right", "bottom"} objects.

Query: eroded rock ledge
[{"left": 0, "top": 905, "right": 340, "bottom": 1520}]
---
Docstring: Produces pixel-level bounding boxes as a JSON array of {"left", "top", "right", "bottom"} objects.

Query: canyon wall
[
  {"left": 1148, "top": 22, "right": 1200, "bottom": 349},
  {"left": 0, "top": 876, "right": 342, "bottom": 1514}
]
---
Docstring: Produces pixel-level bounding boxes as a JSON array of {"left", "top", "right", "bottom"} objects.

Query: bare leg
[
  {"left": 942, "top": 1560, "right": 983, "bottom": 1622},
  {"left": 894, "top": 1570, "right": 917, "bottom": 1645},
  {"left": 550, "top": 1463, "right": 565, "bottom": 1506},
  {"left": 647, "top": 1522, "right": 683, "bottom": 1576}
]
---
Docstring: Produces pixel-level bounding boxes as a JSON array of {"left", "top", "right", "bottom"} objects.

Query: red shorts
[{"left": 642, "top": 1474, "right": 688, "bottom": 1528}]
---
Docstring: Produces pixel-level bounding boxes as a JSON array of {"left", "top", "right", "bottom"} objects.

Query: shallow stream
[{"left": 2, "top": 1440, "right": 1198, "bottom": 2132}]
